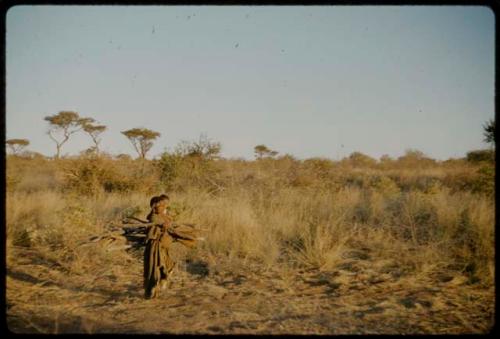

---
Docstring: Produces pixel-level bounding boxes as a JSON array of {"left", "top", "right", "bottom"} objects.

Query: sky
[{"left": 6, "top": 5, "right": 495, "bottom": 160}]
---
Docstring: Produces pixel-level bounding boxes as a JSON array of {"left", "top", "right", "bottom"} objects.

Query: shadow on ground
[{"left": 185, "top": 259, "right": 209, "bottom": 277}]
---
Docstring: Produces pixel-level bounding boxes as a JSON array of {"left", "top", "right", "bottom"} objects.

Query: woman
[
  {"left": 143, "top": 194, "right": 176, "bottom": 299},
  {"left": 143, "top": 194, "right": 201, "bottom": 299}
]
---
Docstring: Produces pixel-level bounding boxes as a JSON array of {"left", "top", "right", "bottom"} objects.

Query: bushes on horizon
[
  {"left": 396, "top": 149, "right": 436, "bottom": 169},
  {"left": 343, "top": 152, "right": 377, "bottom": 168},
  {"left": 466, "top": 149, "right": 495, "bottom": 164}
]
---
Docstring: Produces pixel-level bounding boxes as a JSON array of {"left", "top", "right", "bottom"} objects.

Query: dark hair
[
  {"left": 150, "top": 194, "right": 169, "bottom": 208},
  {"left": 158, "top": 194, "right": 169, "bottom": 202},
  {"left": 149, "top": 196, "right": 160, "bottom": 208}
]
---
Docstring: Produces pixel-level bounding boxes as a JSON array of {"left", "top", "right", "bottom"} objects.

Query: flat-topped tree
[
  {"left": 82, "top": 121, "right": 107, "bottom": 156},
  {"left": 121, "top": 128, "right": 161, "bottom": 159},
  {"left": 254, "top": 144, "right": 278, "bottom": 159},
  {"left": 44, "top": 111, "right": 92, "bottom": 158},
  {"left": 6, "top": 138, "right": 29, "bottom": 155}
]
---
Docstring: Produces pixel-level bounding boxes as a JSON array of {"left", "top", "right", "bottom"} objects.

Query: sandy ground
[{"left": 6, "top": 245, "right": 495, "bottom": 334}]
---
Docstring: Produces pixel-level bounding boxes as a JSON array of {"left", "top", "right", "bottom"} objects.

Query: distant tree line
[
  {"left": 5, "top": 111, "right": 496, "bottom": 162},
  {"left": 6, "top": 111, "right": 160, "bottom": 160}
]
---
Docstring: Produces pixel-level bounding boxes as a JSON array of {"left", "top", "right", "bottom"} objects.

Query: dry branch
[{"left": 78, "top": 219, "right": 206, "bottom": 250}]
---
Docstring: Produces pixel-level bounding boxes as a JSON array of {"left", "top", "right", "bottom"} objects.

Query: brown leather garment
[
  {"left": 143, "top": 212, "right": 200, "bottom": 298},
  {"left": 143, "top": 224, "right": 175, "bottom": 299}
]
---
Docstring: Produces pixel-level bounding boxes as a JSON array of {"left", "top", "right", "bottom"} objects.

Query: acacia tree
[
  {"left": 483, "top": 119, "right": 495, "bottom": 146},
  {"left": 44, "top": 111, "right": 92, "bottom": 158},
  {"left": 121, "top": 128, "right": 161, "bottom": 159},
  {"left": 6, "top": 138, "right": 30, "bottom": 155},
  {"left": 82, "top": 121, "right": 107, "bottom": 155},
  {"left": 254, "top": 144, "right": 278, "bottom": 159}
]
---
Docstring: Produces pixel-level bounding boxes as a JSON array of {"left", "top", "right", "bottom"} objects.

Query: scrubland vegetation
[
  {"left": 7, "top": 145, "right": 495, "bottom": 281},
  {"left": 5, "top": 141, "right": 495, "bottom": 333}
]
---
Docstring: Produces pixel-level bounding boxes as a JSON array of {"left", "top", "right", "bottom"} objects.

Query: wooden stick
[
  {"left": 122, "top": 216, "right": 149, "bottom": 224},
  {"left": 124, "top": 234, "right": 147, "bottom": 238},
  {"left": 122, "top": 223, "right": 154, "bottom": 227}
]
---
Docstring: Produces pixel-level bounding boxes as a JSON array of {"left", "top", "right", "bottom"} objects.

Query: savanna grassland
[{"left": 5, "top": 148, "right": 495, "bottom": 334}]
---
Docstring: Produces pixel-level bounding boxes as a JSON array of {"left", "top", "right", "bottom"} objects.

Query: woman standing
[
  {"left": 143, "top": 194, "right": 201, "bottom": 299},
  {"left": 143, "top": 194, "right": 175, "bottom": 299}
]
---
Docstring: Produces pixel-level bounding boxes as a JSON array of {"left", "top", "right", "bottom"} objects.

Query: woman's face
[{"left": 154, "top": 200, "right": 168, "bottom": 214}]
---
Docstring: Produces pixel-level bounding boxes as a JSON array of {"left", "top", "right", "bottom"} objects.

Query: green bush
[
  {"left": 156, "top": 149, "right": 222, "bottom": 192},
  {"left": 155, "top": 152, "right": 183, "bottom": 190}
]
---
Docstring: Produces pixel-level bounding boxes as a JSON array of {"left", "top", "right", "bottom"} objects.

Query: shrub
[
  {"left": 466, "top": 149, "right": 495, "bottom": 163},
  {"left": 368, "top": 175, "right": 400, "bottom": 196},
  {"left": 397, "top": 149, "right": 436, "bottom": 168},
  {"left": 412, "top": 176, "right": 442, "bottom": 193},
  {"left": 341, "top": 172, "right": 369, "bottom": 189},
  {"left": 470, "top": 165, "right": 495, "bottom": 196},
  {"left": 156, "top": 148, "right": 222, "bottom": 192},
  {"left": 61, "top": 157, "right": 112, "bottom": 196},
  {"left": 5, "top": 146, "right": 495, "bottom": 287},
  {"left": 344, "top": 152, "right": 377, "bottom": 168},
  {"left": 6, "top": 173, "right": 20, "bottom": 193},
  {"left": 155, "top": 152, "right": 183, "bottom": 190},
  {"left": 61, "top": 156, "right": 160, "bottom": 196}
]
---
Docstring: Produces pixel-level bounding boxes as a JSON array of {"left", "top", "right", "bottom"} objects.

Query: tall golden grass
[{"left": 6, "top": 152, "right": 495, "bottom": 287}]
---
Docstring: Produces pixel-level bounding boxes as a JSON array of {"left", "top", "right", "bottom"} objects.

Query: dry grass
[{"left": 5, "top": 154, "right": 495, "bottom": 333}]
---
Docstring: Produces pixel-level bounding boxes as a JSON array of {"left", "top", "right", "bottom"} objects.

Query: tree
[
  {"left": 254, "top": 144, "right": 278, "bottom": 159},
  {"left": 121, "top": 128, "right": 161, "bottom": 159},
  {"left": 44, "top": 111, "right": 91, "bottom": 158},
  {"left": 82, "top": 121, "right": 107, "bottom": 156},
  {"left": 176, "top": 134, "right": 221, "bottom": 160},
  {"left": 6, "top": 138, "right": 29, "bottom": 155},
  {"left": 483, "top": 119, "right": 495, "bottom": 146}
]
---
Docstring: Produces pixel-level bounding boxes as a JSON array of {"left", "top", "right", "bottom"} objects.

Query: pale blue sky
[{"left": 6, "top": 5, "right": 495, "bottom": 160}]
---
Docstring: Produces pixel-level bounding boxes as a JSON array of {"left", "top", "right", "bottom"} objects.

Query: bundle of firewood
[{"left": 78, "top": 217, "right": 205, "bottom": 252}]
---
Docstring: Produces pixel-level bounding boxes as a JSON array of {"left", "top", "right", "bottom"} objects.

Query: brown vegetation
[{"left": 6, "top": 149, "right": 495, "bottom": 334}]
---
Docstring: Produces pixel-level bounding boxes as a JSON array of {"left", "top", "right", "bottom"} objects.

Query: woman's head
[
  {"left": 149, "top": 196, "right": 161, "bottom": 208},
  {"left": 151, "top": 194, "right": 170, "bottom": 214}
]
